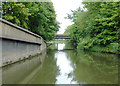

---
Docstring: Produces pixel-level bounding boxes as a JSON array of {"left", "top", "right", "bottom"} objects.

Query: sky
[{"left": 51, "top": 0, "right": 83, "bottom": 34}]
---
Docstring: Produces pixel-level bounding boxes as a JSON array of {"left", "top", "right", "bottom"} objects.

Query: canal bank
[{"left": 1, "top": 41, "right": 118, "bottom": 84}]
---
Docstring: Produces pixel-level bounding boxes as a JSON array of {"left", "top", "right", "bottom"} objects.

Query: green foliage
[
  {"left": 108, "top": 43, "right": 119, "bottom": 53},
  {"left": 65, "top": 2, "right": 120, "bottom": 54},
  {"left": 2, "top": 2, "right": 30, "bottom": 28},
  {"left": 2, "top": 2, "right": 59, "bottom": 41},
  {"left": 77, "top": 37, "right": 94, "bottom": 50},
  {"left": 90, "top": 43, "right": 119, "bottom": 54}
]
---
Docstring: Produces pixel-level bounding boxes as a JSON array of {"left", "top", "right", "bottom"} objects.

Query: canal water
[{"left": 2, "top": 41, "right": 118, "bottom": 84}]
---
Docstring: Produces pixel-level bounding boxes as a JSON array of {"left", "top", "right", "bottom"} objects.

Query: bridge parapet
[{"left": 55, "top": 34, "right": 71, "bottom": 39}]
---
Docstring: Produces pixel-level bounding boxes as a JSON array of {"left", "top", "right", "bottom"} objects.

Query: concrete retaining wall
[
  {"left": 0, "top": 18, "right": 46, "bottom": 67},
  {"left": 0, "top": 20, "right": 2, "bottom": 67}
]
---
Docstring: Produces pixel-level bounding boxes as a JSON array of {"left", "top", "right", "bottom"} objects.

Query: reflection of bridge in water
[{"left": 55, "top": 34, "right": 71, "bottom": 39}]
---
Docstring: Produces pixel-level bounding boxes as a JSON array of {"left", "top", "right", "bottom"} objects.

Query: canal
[{"left": 1, "top": 41, "right": 118, "bottom": 84}]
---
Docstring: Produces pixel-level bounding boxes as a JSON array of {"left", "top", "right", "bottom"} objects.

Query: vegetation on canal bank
[
  {"left": 64, "top": 2, "right": 120, "bottom": 54},
  {"left": 2, "top": 1, "right": 59, "bottom": 41}
]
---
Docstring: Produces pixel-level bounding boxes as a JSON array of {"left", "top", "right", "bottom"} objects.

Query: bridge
[
  {"left": 0, "top": 19, "right": 47, "bottom": 67},
  {"left": 55, "top": 34, "right": 70, "bottom": 39}
]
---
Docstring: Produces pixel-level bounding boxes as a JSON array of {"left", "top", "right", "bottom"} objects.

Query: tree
[
  {"left": 2, "top": 2, "right": 59, "bottom": 41},
  {"left": 65, "top": 2, "right": 120, "bottom": 54}
]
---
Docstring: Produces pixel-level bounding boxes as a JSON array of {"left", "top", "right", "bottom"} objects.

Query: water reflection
[
  {"left": 57, "top": 43, "right": 65, "bottom": 50},
  {"left": 2, "top": 51, "right": 46, "bottom": 84},
  {"left": 0, "top": 68, "right": 2, "bottom": 85},
  {"left": 67, "top": 50, "right": 118, "bottom": 84},
  {"left": 54, "top": 42, "right": 118, "bottom": 84},
  {"left": 2, "top": 41, "right": 118, "bottom": 84},
  {"left": 2, "top": 50, "right": 58, "bottom": 84},
  {"left": 55, "top": 42, "right": 118, "bottom": 84},
  {"left": 55, "top": 51, "right": 77, "bottom": 84}
]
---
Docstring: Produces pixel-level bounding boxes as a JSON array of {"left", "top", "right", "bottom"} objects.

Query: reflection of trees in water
[
  {"left": 119, "top": 57, "right": 120, "bottom": 85},
  {"left": 64, "top": 42, "right": 75, "bottom": 50},
  {"left": 66, "top": 50, "right": 118, "bottom": 84},
  {"left": 28, "top": 49, "right": 59, "bottom": 84}
]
